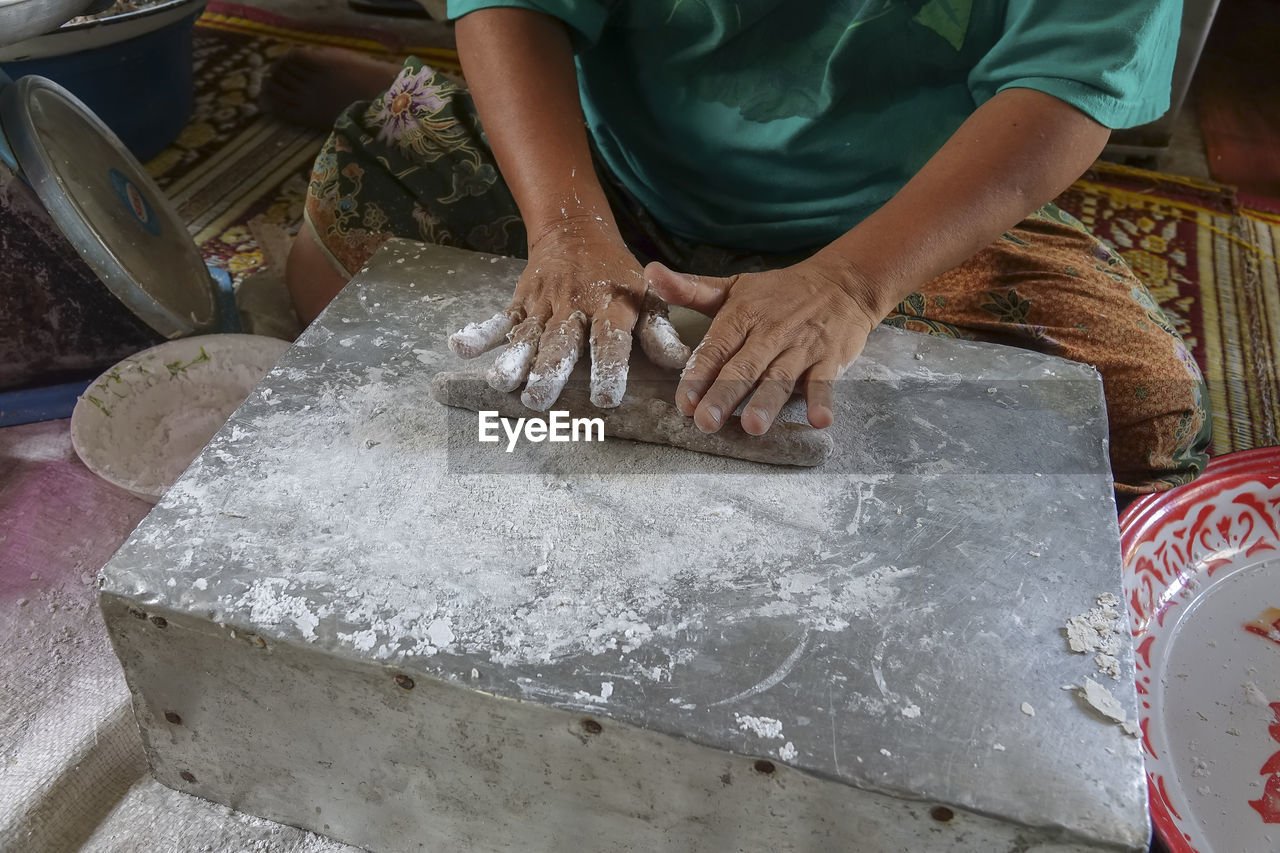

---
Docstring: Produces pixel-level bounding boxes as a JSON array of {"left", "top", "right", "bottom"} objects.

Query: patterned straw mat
[
  {"left": 1055, "top": 163, "right": 1279, "bottom": 456},
  {"left": 146, "top": 2, "right": 458, "bottom": 282},
  {"left": 156, "top": 11, "right": 1277, "bottom": 457}
]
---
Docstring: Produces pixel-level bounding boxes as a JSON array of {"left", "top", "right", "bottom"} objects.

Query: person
[{"left": 274, "top": 0, "right": 1211, "bottom": 496}]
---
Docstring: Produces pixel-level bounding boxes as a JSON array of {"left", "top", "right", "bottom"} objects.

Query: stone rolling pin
[{"left": 429, "top": 368, "right": 834, "bottom": 467}]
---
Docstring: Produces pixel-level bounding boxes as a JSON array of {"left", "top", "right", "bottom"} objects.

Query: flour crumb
[
  {"left": 574, "top": 682, "right": 614, "bottom": 704},
  {"left": 1020, "top": 702, "right": 1035, "bottom": 717},
  {"left": 340, "top": 629, "right": 378, "bottom": 653},
  {"left": 425, "top": 619, "right": 455, "bottom": 649},
  {"left": 1245, "top": 681, "right": 1269, "bottom": 706},
  {"left": 1077, "top": 677, "right": 1140, "bottom": 737},
  {"left": 993, "top": 743, "right": 1006, "bottom": 751},
  {"left": 1065, "top": 592, "right": 1123, "bottom": 679},
  {"left": 1079, "top": 678, "right": 1125, "bottom": 722},
  {"left": 735, "top": 714, "right": 784, "bottom": 740},
  {"left": 470, "top": 668, "right": 479, "bottom": 680},
  {"left": 778, "top": 741, "right": 797, "bottom": 761},
  {"left": 880, "top": 748, "right": 893, "bottom": 758},
  {"left": 901, "top": 704, "right": 921, "bottom": 719}
]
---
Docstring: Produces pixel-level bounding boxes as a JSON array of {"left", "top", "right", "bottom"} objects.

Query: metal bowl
[
  {"left": 0, "top": 0, "right": 204, "bottom": 61},
  {"left": 0, "top": 0, "right": 209, "bottom": 159},
  {"left": 0, "top": 0, "right": 108, "bottom": 48},
  {"left": 71, "top": 334, "right": 290, "bottom": 502}
]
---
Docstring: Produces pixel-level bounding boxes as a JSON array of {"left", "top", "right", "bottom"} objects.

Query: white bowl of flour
[{"left": 71, "top": 334, "right": 289, "bottom": 502}]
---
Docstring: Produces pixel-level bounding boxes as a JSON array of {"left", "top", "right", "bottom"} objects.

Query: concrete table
[{"left": 99, "top": 240, "right": 1149, "bottom": 852}]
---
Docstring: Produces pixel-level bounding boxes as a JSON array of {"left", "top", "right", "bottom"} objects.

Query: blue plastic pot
[{"left": 0, "top": 0, "right": 206, "bottom": 161}]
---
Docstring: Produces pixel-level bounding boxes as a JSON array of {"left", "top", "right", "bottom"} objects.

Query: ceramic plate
[
  {"left": 1120, "top": 447, "right": 1280, "bottom": 853},
  {"left": 70, "top": 334, "right": 289, "bottom": 502}
]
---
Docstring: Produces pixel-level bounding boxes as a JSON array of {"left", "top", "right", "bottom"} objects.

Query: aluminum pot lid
[{"left": 0, "top": 74, "right": 216, "bottom": 339}]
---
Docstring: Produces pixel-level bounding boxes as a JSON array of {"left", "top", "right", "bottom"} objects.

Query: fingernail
[
  {"left": 750, "top": 408, "right": 772, "bottom": 430},
  {"left": 686, "top": 390, "right": 699, "bottom": 406},
  {"left": 706, "top": 406, "right": 722, "bottom": 425}
]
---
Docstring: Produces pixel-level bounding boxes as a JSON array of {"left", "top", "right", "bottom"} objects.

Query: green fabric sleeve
[
  {"left": 446, "top": 0, "right": 609, "bottom": 47},
  {"left": 967, "top": 0, "right": 1183, "bottom": 129}
]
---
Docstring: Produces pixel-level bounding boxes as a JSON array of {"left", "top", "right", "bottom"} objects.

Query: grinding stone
[{"left": 430, "top": 368, "right": 834, "bottom": 467}]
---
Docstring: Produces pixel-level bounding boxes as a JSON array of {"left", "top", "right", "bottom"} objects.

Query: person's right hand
[{"left": 448, "top": 215, "right": 691, "bottom": 410}]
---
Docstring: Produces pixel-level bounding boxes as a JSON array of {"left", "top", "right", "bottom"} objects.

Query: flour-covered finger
[
  {"left": 448, "top": 312, "right": 516, "bottom": 359},
  {"left": 486, "top": 316, "right": 542, "bottom": 393},
  {"left": 637, "top": 289, "right": 691, "bottom": 370},
  {"left": 522, "top": 311, "right": 587, "bottom": 411},
  {"left": 589, "top": 312, "right": 633, "bottom": 408}
]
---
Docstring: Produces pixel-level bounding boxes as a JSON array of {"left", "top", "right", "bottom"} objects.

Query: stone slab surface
[{"left": 100, "top": 240, "right": 1148, "bottom": 852}]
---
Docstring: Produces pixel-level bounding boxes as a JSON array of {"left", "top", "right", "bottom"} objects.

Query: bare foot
[{"left": 261, "top": 46, "right": 403, "bottom": 130}]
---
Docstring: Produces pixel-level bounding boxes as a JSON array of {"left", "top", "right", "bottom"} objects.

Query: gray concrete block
[{"left": 100, "top": 240, "right": 1149, "bottom": 852}]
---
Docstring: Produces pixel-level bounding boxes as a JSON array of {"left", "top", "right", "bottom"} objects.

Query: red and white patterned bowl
[{"left": 1120, "top": 447, "right": 1280, "bottom": 853}]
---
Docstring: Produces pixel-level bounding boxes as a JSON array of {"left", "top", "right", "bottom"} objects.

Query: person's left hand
[{"left": 645, "top": 255, "right": 886, "bottom": 435}]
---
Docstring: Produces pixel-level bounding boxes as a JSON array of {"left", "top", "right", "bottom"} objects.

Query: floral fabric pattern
[{"left": 306, "top": 58, "right": 526, "bottom": 275}]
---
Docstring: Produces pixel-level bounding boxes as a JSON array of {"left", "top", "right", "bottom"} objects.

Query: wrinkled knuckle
[
  {"left": 722, "top": 357, "right": 766, "bottom": 383},
  {"left": 692, "top": 337, "right": 735, "bottom": 365},
  {"left": 784, "top": 322, "right": 820, "bottom": 351},
  {"left": 719, "top": 307, "right": 761, "bottom": 335},
  {"left": 762, "top": 364, "right": 799, "bottom": 387}
]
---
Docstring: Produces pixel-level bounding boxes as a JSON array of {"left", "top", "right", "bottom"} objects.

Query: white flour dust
[
  {"left": 487, "top": 339, "right": 534, "bottom": 392},
  {"left": 168, "top": 373, "right": 911, "bottom": 678},
  {"left": 236, "top": 577, "right": 332, "bottom": 642},
  {"left": 588, "top": 322, "right": 631, "bottom": 408},
  {"left": 735, "top": 714, "right": 785, "bottom": 739},
  {"left": 448, "top": 313, "right": 512, "bottom": 359},
  {"left": 143, "top": 321, "right": 926, "bottom": 696},
  {"left": 637, "top": 311, "right": 691, "bottom": 370},
  {"left": 573, "top": 681, "right": 614, "bottom": 704},
  {"left": 522, "top": 353, "right": 577, "bottom": 411}
]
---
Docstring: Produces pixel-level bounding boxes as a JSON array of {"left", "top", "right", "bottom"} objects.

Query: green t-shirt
[{"left": 447, "top": 0, "right": 1181, "bottom": 252}]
